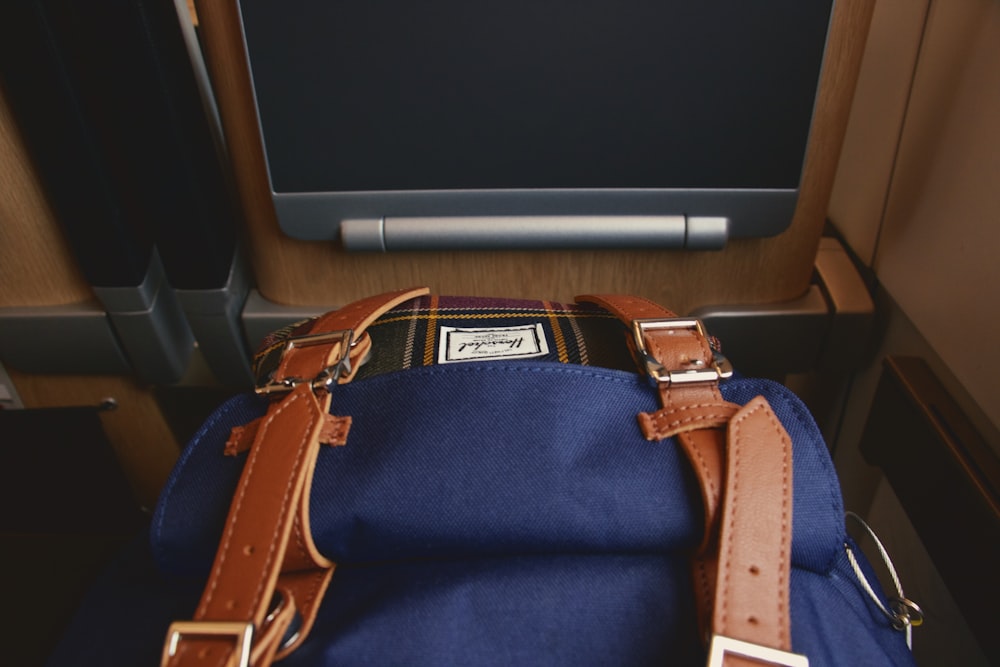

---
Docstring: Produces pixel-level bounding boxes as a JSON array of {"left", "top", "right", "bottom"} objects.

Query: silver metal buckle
[
  {"left": 707, "top": 635, "right": 809, "bottom": 667},
  {"left": 255, "top": 329, "right": 354, "bottom": 397},
  {"left": 631, "top": 318, "right": 734, "bottom": 384},
  {"left": 161, "top": 621, "right": 253, "bottom": 667}
]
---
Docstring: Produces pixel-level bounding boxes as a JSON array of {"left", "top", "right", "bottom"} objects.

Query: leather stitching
[
  {"left": 694, "top": 558, "right": 713, "bottom": 635},
  {"left": 224, "top": 418, "right": 262, "bottom": 456},
  {"left": 641, "top": 413, "right": 733, "bottom": 440},
  {"left": 291, "top": 515, "right": 311, "bottom": 566},
  {"left": 766, "top": 404, "right": 793, "bottom": 647},
  {"left": 724, "top": 399, "right": 792, "bottom": 648},
  {"left": 646, "top": 402, "right": 735, "bottom": 418},
  {"left": 175, "top": 290, "right": 427, "bottom": 666},
  {"left": 744, "top": 398, "right": 793, "bottom": 646},
  {"left": 722, "top": 401, "right": 753, "bottom": 632},
  {"left": 682, "top": 433, "right": 718, "bottom": 506},
  {"left": 247, "top": 401, "right": 316, "bottom": 615},
  {"left": 647, "top": 411, "right": 733, "bottom": 427},
  {"left": 641, "top": 402, "right": 737, "bottom": 429},
  {"left": 300, "top": 569, "right": 326, "bottom": 611},
  {"left": 199, "top": 390, "right": 316, "bottom": 618},
  {"left": 274, "top": 572, "right": 331, "bottom": 660}
]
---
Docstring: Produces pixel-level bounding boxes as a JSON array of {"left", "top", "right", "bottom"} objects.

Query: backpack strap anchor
[
  {"left": 578, "top": 294, "right": 808, "bottom": 667},
  {"left": 161, "top": 288, "right": 430, "bottom": 667}
]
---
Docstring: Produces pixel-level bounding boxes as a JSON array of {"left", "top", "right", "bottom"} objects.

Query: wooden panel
[
  {"left": 1, "top": 88, "right": 180, "bottom": 505},
  {"left": 874, "top": 0, "right": 1000, "bottom": 430},
  {"left": 0, "top": 89, "right": 92, "bottom": 308},
  {"left": 828, "top": 0, "right": 930, "bottom": 266},
  {"left": 195, "top": 0, "right": 875, "bottom": 314}
]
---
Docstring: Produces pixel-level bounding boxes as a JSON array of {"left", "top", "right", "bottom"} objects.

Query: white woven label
[{"left": 438, "top": 324, "right": 549, "bottom": 364}]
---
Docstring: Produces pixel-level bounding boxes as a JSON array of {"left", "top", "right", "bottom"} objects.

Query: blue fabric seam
[{"left": 151, "top": 396, "right": 248, "bottom": 565}]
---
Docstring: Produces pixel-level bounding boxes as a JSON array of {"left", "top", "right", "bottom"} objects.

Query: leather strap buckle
[
  {"left": 255, "top": 330, "right": 354, "bottom": 397},
  {"left": 161, "top": 621, "right": 254, "bottom": 667},
  {"left": 631, "top": 318, "right": 733, "bottom": 384},
  {"left": 707, "top": 635, "right": 809, "bottom": 667}
]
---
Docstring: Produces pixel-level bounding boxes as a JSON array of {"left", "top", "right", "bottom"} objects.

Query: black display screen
[{"left": 240, "top": 0, "right": 833, "bottom": 193}]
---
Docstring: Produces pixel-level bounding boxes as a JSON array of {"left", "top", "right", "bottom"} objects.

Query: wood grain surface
[
  {"left": 195, "top": 0, "right": 875, "bottom": 314},
  {"left": 0, "top": 91, "right": 92, "bottom": 308},
  {"left": 1, "top": 90, "right": 180, "bottom": 505}
]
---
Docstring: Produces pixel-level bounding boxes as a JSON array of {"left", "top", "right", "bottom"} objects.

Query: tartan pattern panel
[{"left": 252, "top": 296, "right": 641, "bottom": 384}]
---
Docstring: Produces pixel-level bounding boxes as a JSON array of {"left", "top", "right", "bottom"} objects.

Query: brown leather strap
[
  {"left": 273, "top": 288, "right": 427, "bottom": 388},
  {"left": 703, "top": 398, "right": 800, "bottom": 666},
  {"left": 166, "top": 385, "right": 331, "bottom": 667},
  {"left": 576, "top": 294, "right": 736, "bottom": 539},
  {"left": 714, "top": 396, "right": 794, "bottom": 651},
  {"left": 162, "top": 287, "right": 429, "bottom": 667},
  {"left": 224, "top": 414, "right": 351, "bottom": 456},
  {"left": 163, "top": 287, "right": 795, "bottom": 666},
  {"left": 576, "top": 294, "right": 797, "bottom": 664},
  {"left": 577, "top": 293, "right": 679, "bottom": 322}
]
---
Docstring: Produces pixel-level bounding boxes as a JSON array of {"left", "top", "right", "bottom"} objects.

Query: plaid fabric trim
[
  {"left": 357, "top": 295, "right": 637, "bottom": 380},
  {"left": 251, "top": 296, "right": 641, "bottom": 386}
]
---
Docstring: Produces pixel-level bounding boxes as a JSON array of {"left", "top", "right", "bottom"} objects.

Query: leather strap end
[
  {"left": 225, "top": 419, "right": 262, "bottom": 457},
  {"left": 712, "top": 396, "right": 794, "bottom": 652},
  {"left": 225, "top": 414, "right": 349, "bottom": 456},
  {"left": 319, "top": 414, "right": 351, "bottom": 447}
]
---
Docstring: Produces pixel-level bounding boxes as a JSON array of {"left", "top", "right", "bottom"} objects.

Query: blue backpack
[{"left": 52, "top": 290, "right": 917, "bottom": 666}]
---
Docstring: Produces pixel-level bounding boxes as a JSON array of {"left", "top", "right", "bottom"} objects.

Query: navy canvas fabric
[{"left": 52, "top": 363, "right": 915, "bottom": 665}]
